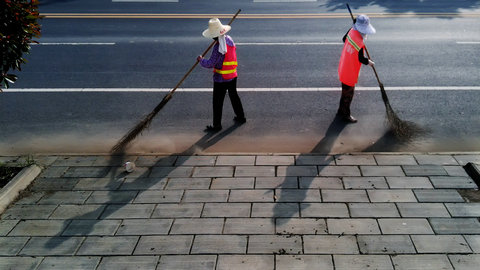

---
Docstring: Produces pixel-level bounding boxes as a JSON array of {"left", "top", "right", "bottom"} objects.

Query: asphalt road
[{"left": 1, "top": 0, "right": 479, "bottom": 154}]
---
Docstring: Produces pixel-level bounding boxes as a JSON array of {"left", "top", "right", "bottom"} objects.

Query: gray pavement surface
[{"left": 1, "top": 152, "right": 480, "bottom": 269}]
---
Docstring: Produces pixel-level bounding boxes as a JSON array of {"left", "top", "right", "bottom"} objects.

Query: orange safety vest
[
  {"left": 214, "top": 44, "right": 238, "bottom": 80},
  {"left": 338, "top": 28, "right": 365, "bottom": 87}
]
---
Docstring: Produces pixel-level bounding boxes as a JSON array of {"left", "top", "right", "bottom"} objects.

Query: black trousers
[
  {"left": 213, "top": 77, "right": 245, "bottom": 127},
  {"left": 338, "top": 83, "right": 355, "bottom": 117}
]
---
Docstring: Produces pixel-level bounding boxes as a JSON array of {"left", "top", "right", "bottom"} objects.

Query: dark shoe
[
  {"left": 205, "top": 125, "right": 222, "bottom": 132},
  {"left": 343, "top": 115, "right": 357, "bottom": 123},
  {"left": 234, "top": 116, "right": 246, "bottom": 124}
]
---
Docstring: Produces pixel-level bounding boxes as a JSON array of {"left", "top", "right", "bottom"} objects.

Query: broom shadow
[
  {"left": 273, "top": 115, "right": 347, "bottom": 226},
  {"left": 45, "top": 123, "right": 241, "bottom": 249}
]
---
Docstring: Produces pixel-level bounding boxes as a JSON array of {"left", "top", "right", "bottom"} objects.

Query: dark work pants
[
  {"left": 213, "top": 77, "right": 245, "bottom": 127},
  {"left": 338, "top": 83, "right": 355, "bottom": 117}
]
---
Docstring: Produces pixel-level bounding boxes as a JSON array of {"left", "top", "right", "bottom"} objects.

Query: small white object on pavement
[{"left": 124, "top": 161, "right": 136, "bottom": 173}]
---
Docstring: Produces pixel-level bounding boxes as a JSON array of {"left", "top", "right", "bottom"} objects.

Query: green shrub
[{"left": 0, "top": 0, "right": 42, "bottom": 90}]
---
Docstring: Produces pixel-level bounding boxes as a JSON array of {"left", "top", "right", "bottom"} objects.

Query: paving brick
[
  {"left": 444, "top": 165, "right": 469, "bottom": 176},
  {"left": 202, "top": 203, "right": 251, "bottom": 217},
  {"left": 413, "top": 189, "right": 464, "bottom": 202},
  {"left": 296, "top": 155, "right": 335, "bottom": 165},
  {"left": 336, "top": 155, "right": 376, "bottom": 165},
  {"left": 216, "top": 155, "right": 256, "bottom": 166},
  {"left": 134, "top": 235, "right": 193, "bottom": 255},
  {"left": 303, "top": 235, "right": 358, "bottom": 254},
  {"left": 0, "top": 237, "right": 29, "bottom": 255},
  {"left": 170, "top": 218, "right": 224, "bottom": 234},
  {"left": 96, "top": 256, "right": 158, "bottom": 270},
  {"left": 38, "top": 166, "right": 68, "bottom": 178},
  {"left": 251, "top": 203, "right": 299, "bottom": 218},
  {"left": 211, "top": 177, "right": 254, "bottom": 189},
  {"left": 229, "top": 189, "right": 274, "bottom": 202},
  {"left": 165, "top": 177, "right": 211, "bottom": 189},
  {"left": 349, "top": 203, "right": 400, "bottom": 217},
  {"left": 152, "top": 203, "right": 203, "bottom": 218},
  {"left": 415, "top": 154, "right": 458, "bottom": 165},
  {"left": 361, "top": 166, "right": 405, "bottom": 177},
  {"left": 456, "top": 198, "right": 480, "bottom": 216},
  {"left": 449, "top": 254, "right": 480, "bottom": 270},
  {"left": 368, "top": 190, "right": 417, "bottom": 202},
  {"left": 74, "top": 178, "right": 123, "bottom": 191},
  {"left": 327, "top": 218, "right": 380, "bottom": 234},
  {"left": 63, "top": 167, "right": 110, "bottom": 178},
  {"left": 20, "top": 237, "right": 84, "bottom": 256},
  {"left": 183, "top": 190, "right": 229, "bottom": 202},
  {"left": 49, "top": 205, "right": 106, "bottom": 220},
  {"left": 454, "top": 154, "right": 480, "bottom": 166},
  {"left": 392, "top": 255, "right": 453, "bottom": 270},
  {"left": 14, "top": 191, "right": 44, "bottom": 205},
  {"left": 38, "top": 256, "right": 100, "bottom": 270},
  {"left": 224, "top": 218, "right": 274, "bottom": 234},
  {"left": 276, "top": 218, "right": 327, "bottom": 235},
  {"left": 275, "top": 189, "right": 321, "bottom": 202},
  {"left": 115, "top": 219, "right": 173, "bottom": 235},
  {"left": 403, "top": 165, "right": 448, "bottom": 176},
  {"left": 77, "top": 236, "right": 138, "bottom": 255},
  {"left": 134, "top": 190, "right": 184, "bottom": 203},
  {"left": 429, "top": 176, "right": 478, "bottom": 189},
  {"left": 397, "top": 203, "right": 450, "bottom": 217},
  {"left": 85, "top": 190, "right": 138, "bottom": 204},
  {"left": 386, "top": 176, "right": 433, "bottom": 189},
  {"left": 135, "top": 155, "right": 177, "bottom": 166},
  {"left": 429, "top": 218, "right": 480, "bottom": 234},
  {"left": 299, "top": 177, "right": 343, "bottom": 189},
  {"left": 150, "top": 166, "right": 194, "bottom": 178},
  {"left": 277, "top": 166, "right": 318, "bottom": 177},
  {"left": 255, "top": 177, "right": 297, "bottom": 189},
  {"left": 101, "top": 204, "right": 155, "bottom": 219},
  {"left": 343, "top": 177, "right": 388, "bottom": 189},
  {"left": 276, "top": 255, "right": 333, "bottom": 270},
  {"left": 62, "top": 219, "right": 121, "bottom": 236},
  {"left": 333, "top": 255, "right": 393, "bottom": 270},
  {"left": 464, "top": 235, "right": 480, "bottom": 252},
  {"left": 374, "top": 155, "right": 417, "bottom": 165},
  {"left": 0, "top": 220, "right": 19, "bottom": 236},
  {"left": 31, "top": 177, "right": 78, "bottom": 191},
  {"left": 378, "top": 218, "right": 434, "bottom": 234},
  {"left": 301, "top": 203, "right": 349, "bottom": 218},
  {"left": 36, "top": 191, "right": 90, "bottom": 205},
  {"left": 192, "top": 235, "right": 247, "bottom": 254},
  {"left": 357, "top": 235, "right": 416, "bottom": 254},
  {"left": 118, "top": 177, "right": 167, "bottom": 190},
  {"left": 1, "top": 204, "right": 58, "bottom": 220},
  {"left": 411, "top": 235, "right": 471, "bottom": 253},
  {"left": 159, "top": 255, "right": 216, "bottom": 270},
  {"left": 53, "top": 156, "right": 98, "bottom": 166},
  {"left": 9, "top": 220, "right": 68, "bottom": 236},
  {"left": 176, "top": 155, "right": 216, "bottom": 166},
  {"left": 248, "top": 235, "right": 302, "bottom": 254},
  {"left": 318, "top": 166, "right": 361, "bottom": 176},
  {"left": 0, "top": 257, "right": 42, "bottom": 270},
  {"left": 193, "top": 166, "right": 234, "bottom": 177},
  {"left": 217, "top": 255, "right": 274, "bottom": 270},
  {"left": 235, "top": 166, "right": 275, "bottom": 177},
  {"left": 256, "top": 156, "right": 294, "bottom": 165},
  {"left": 107, "top": 166, "right": 149, "bottom": 179},
  {"left": 322, "top": 190, "right": 369, "bottom": 202}
]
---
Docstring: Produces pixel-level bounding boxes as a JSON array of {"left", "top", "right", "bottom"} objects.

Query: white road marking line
[
  {"left": 456, "top": 41, "right": 480, "bottom": 44},
  {"left": 112, "top": 0, "right": 178, "bottom": 2},
  {"left": 254, "top": 0, "right": 317, "bottom": 2},
  {"left": 32, "top": 43, "right": 116, "bottom": 46},
  {"left": 236, "top": 42, "right": 342, "bottom": 46},
  {"left": 4, "top": 87, "right": 480, "bottom": 93}
]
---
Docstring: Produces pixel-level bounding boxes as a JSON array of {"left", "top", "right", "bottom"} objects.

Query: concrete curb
[{"left": 0, "top": 164, "right": 42, "bottom": 214}]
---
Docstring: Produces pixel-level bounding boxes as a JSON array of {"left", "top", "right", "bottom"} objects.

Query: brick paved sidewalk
[{"left": 1, "top": 153, "right": 480, "bottom": 269}]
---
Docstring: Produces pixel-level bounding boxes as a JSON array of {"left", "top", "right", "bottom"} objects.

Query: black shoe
[
  {"left": 234, "top": 116, "right": 246, "bottom": 124},
  {"left": 343, "top": 115, "right": 358, "bottom": 123},
  {"left": 205, "top": 125, "right": 222, "bottom": 132}
]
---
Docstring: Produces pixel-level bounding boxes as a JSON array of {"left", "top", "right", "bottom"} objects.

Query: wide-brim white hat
[
  {"left": 202, "top": 18, "right": 231, "bottom": 38},
  {"left": 354, "top": 14, "right": 376, "bottom": 35}
]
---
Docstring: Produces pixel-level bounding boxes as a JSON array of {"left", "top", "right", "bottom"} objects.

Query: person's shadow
[{"left": 45, "top": 123, "right": 241, "bottom": 249}]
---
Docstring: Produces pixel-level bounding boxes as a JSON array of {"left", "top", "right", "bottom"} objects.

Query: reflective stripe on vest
[
  {"left": 346, "top": 34, "right": 361, "bottom": 52},
  {"left": 214, "top": 43, "right": 238, "bottom": 79},
  {"left": 215, "top": 68, "right": 237, "bottom": 75}
]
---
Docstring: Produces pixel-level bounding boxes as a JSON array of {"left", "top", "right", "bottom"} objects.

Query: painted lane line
[
  {"left": 236, "top": 42, "right": 342, "bottom": 46},
  {"left": 457, "top": 41, "right": 480, "bottom": 44},
  {"left": 112, "top": 0, "right": 177, "bottom": 2},
  {"left": 254, "top": 0, "right": 317, "bottom": 2},
  {"left": 31, "top": 43, "right": 116, "bottom": 46},
  {"left": 4, "top": 87, "right": 480, "bottom": 93}
]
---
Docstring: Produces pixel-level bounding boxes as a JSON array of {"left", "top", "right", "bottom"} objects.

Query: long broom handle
[
  {"left": 346, "top": 4, "right": 383, "bottom": 86},
  {"left": 166, "top": 9, "right": 242, "bottom": 99}
]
